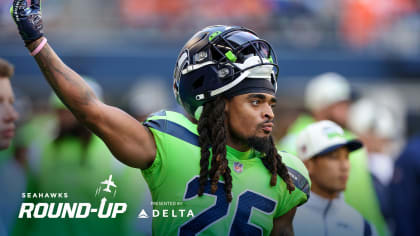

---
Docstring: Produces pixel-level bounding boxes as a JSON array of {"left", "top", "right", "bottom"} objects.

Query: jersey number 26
[{"left": 179, "top": 177, "right": 277, "bottom": 236}]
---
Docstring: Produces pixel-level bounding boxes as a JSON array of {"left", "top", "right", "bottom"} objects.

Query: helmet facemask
[{"left": 173, "top": 26, "right": 279, "bottom": 120}]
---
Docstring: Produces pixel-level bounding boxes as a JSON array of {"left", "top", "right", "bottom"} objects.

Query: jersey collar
[{"left": 226, "top": 145, "right": 260, "bottom": 160}]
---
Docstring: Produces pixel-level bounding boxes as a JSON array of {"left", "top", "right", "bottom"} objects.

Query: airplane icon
[{"left": 101, "top": 175, "right": 117, "bottom": 193}]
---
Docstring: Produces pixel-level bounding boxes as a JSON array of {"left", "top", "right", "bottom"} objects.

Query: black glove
[{"left": 11, "top": 0, "right": 44, "bottom": 43}]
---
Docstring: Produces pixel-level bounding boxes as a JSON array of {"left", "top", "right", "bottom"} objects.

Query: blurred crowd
[{"left": 1, "top": 0, "right": 420, "bottom": 52}]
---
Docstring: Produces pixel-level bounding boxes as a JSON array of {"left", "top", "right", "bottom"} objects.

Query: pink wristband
[{"left": 30, "top": 38, "right": 48, "bottom": 56}]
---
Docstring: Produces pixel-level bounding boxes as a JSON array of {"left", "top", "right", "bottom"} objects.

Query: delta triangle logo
[{"left": 137, "top": 209, "right": 149, "bottom": 218}]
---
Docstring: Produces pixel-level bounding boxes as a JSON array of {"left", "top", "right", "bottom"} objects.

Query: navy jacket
[{"left": 389, "top": 136, "right": 420, "bottom": 236}]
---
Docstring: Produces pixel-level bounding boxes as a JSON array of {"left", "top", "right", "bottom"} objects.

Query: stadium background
[{"left": 0, "top": 0, "right": 419, "bottom": 236}]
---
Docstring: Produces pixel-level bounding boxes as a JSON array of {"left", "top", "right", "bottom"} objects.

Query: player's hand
[{"left": 10, "top": 0, "right": 44, "bottom": 43}]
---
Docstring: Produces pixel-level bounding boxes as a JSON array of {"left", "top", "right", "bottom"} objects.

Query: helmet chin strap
[{"left": 194, "top": 106, "right": 204, "bottom": 121}]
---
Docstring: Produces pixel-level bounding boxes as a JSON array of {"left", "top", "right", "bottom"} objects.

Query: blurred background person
[
  {"left": 0, "top": 58, "right": 18, "bottom": 150},
  {"left": 349, "top": 98, "right": 403, "bottom": 184},
  {"left": 277, "top": 72, "right": 389, "bottom": 236},
  {"left": 37, "top": 79, "right": 112, "bottom": 198},
  {"left": 0, "top": 58, "right": 19, "bottom": 236},
  {"left": 125, "top": 78, "right": 171, "bottom": 122},
  {"left": 278, "top": 72, "right": 352, "bottom": 153},
  {"left": 293, "top": 120, "right": 376, "bottom": 236},
  {"left": 348, "top": 96, "right": 406, "bottom": 219},
  {"left": 388, "top": 134, "right": 420, "bottom": 236}
]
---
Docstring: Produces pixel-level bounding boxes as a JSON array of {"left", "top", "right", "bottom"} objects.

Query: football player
[{"left": 11, "top": 1, "right": 310, "bottom": 235}]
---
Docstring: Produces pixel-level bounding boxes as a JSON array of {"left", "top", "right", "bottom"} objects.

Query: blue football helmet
[{"left": 173, "top": 25, "right": 279, "bottom": 120}]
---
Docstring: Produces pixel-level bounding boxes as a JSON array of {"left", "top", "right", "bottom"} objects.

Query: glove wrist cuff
[{"left": 25, "top": 37, "right": 44, "bottom": 50}]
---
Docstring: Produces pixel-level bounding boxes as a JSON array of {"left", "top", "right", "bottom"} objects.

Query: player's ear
[
  {"left": 303, "top": 159, "right": 315, "bottom": 176},
  {"left": 224, "top": 98, "right": 229, "bottom": 113}
]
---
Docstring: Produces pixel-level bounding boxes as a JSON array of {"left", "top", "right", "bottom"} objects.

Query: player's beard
[
  {"left": 227, "top": 120, "right": 273, "bottom": 153},
  {"left": 247, "top": 136, "right": 271, "bottom": 154}
]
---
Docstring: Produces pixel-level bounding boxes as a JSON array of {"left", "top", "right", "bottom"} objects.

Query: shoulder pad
[{"left": 280, "top": 151, "right": 311, "bottom": 198}]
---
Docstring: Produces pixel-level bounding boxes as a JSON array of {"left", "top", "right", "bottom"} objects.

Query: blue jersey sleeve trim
[
  {"left": 144, "top": 119, "right": 199, "bottom": 147},
  {"left": 287, "top": 167, "right": 310, "bottom": 200},
  {"left": 364, "top": 219, "right": 372, "bottom": 236}
]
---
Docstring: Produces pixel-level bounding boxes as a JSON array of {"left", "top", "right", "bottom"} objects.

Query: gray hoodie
[{"left": 293, "top": 191, "right": 376, "bottom": 236}]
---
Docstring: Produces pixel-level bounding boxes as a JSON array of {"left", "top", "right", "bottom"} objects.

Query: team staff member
[
  {"left": 11, "top": 1, "right": 310, "bottom": 235},
  {"left": 278, "top": 72, "right": 389, "bottom": 236},
  {"left": 388, "top": 135, "right": 420, "bottom": 236},
  {"left": 294, "top": 120, "right": 376, "bottom": 236}
]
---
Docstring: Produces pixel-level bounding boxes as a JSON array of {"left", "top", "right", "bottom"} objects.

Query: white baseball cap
[
  {"left": 348, "top": 98, "right": 396, "bottom": 139},
  {"left": 296, "top": 120, "right": 362, "bottom": 161},
  {"left": 304, "top": 72, "right": 351, "bottom": 111}
]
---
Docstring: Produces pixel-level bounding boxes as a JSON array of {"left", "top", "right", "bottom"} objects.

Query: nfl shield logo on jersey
[{"left": 234, "top": 162, "right": 243, "bottom": 173}]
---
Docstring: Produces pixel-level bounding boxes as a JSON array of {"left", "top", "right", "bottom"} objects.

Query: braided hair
[{"left": 197, "top": 96, "right": 295, "bottom": 202}]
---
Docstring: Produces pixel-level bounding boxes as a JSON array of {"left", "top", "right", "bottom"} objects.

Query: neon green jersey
[{"left": 143, "top": 110, "right": 310, "bottom": 236}]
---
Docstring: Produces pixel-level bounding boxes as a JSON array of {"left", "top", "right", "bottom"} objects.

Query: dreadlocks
[
  {"left": 261, "top": 136, "right": 295, "bottom": 193},
  {"left": 197, "top": 96, "right": 295, "bottom": 203},
  {"left": 197, "top": 96, "right": 233, "bottom": 202}
]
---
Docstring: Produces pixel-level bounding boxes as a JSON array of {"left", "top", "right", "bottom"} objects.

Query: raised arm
[{"left": 11, "top": 0, "right": 156, "bottom": 169}]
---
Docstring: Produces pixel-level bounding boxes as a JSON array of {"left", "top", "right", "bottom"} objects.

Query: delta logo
[
  {"left": 18, "top": 175, "right": 127, "bottom": 219},
  {"left": 137, "top": 208, "right": 194, "bottom": 219}
]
